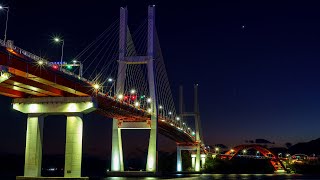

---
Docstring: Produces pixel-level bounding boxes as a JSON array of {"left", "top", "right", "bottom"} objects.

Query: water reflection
[{"left": 104, "top": 174, "right": 320, "bottom": 180}]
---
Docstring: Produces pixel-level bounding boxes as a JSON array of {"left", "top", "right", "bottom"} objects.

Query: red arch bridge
[{"left": 220, "top": 144, "right": 287, "bottom": 173}]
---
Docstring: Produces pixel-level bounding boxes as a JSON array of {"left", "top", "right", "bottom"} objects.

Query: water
[
  {"left": 102, "top": 174, "right": 320, "bottom": 180},
  {"left": 3, "top": 174, "right": 320, "bottom": 180}
]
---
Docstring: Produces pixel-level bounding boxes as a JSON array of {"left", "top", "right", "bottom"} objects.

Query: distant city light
[
  {"left": 38, "top": 60, "right": 44, "bottom": 65},
  {"left": 108, "top": 78, "right": 113, "bottom": 82}
]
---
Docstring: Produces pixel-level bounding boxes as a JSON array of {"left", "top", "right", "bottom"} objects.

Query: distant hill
[{"left": 289, "top": 138, "right": 320, "bottom": 155}]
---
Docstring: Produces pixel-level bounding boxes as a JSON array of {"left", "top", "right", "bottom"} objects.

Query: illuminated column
[
  {"left": 146, "top": 5, "right": 158, "bottom": 172},
  {"left": 195, "top": 145, "right": 201, "bottom": 171},
  {"left": 13, "top": 97, "right": 97, "bottom": 178},
  {"left": 194, "top": 84, "right": 201, "bottom": 172},
  {"left": 24, "top": 114, "right": 43, "bottom": 177},
  {"left": 111, "top": 6, "right": 127, "bottom": 172},
  {"left": 177, "top": 147, "right": 182, "bottom": 172},
  {"left": 191, "top": 154, "right": 196, "bottom": 169},
  {"left": 201, "top": 154, "right": 206, "bottom": 168},
  {"left": 111, "top": 119, "right": 124, "bottom": 171},
  {"left": 64, "top": 115, "right": 83, "bottom": 177}
]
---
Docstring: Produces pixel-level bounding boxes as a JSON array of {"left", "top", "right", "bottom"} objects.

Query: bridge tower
[
  {"left": 111, "top": 5, "right": 158, "bottom": 172},
  {"left": 176, "top": 84, "right": 203, "bottom": 172}
]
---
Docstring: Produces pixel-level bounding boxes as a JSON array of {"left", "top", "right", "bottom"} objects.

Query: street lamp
[
  {"left": 53, "top": 37, "right": 64, "bottom": 70},
  {"left": 0, "top": 5, "right": 9, "bottom": 43}
]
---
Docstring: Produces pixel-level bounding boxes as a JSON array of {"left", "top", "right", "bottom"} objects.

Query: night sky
[{"left": 1, "top": 0, "right": 320, "bottom": 158}]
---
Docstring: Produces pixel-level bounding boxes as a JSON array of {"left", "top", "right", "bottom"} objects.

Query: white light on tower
[
  {"left": 108, "top": 78, "right": 113, "bottom": 82},
  {"left": 147, "top": 108, "right": 152, "bottom": 113},
  {"left": 176, "top": 117, "right": 180, "bottom": 121},
  {"left": 130, "top": 89, "right": 136, "bottom": 94},
  {"left": 117, "top": 94, "right": 124, "bottom": 100},
  {"left": 168, "top": 111, "right": 172, "bottom": 115},
  {"left": 38, "top": 60, "right": 44, "bottom": 65},
  {"left": 147, "top": 98, "right": 151, "bottom": 103},
  {"left": 159, "top": 105, "right": 163, "bottom": 109}
]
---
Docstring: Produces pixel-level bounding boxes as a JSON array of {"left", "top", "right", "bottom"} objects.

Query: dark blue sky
[{"left": 1, "top": 0, "right": 320, "bottom": 157}]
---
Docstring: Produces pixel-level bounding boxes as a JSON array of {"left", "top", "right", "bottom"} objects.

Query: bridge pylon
[
  {"left": 176, "top": 84, "right": 203, "bottom": 172},
  {"left": 111, "top": 5, "right": 158, "bottom": 172}
]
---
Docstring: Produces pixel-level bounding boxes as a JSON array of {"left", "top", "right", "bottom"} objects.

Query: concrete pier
[
  {"left": 13, "top": 97, "right": 97, "bottom": 178},
  {"left": 24, "top": 115, "right": 44, "bottom": 177}
]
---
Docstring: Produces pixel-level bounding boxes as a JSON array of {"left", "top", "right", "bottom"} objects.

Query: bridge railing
[{"left": 0, "top": 39, "right": 92, "bottom": 84}]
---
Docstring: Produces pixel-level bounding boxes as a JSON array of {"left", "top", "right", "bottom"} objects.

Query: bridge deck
[{"left": 0, "top": 47, "right": 195, "bottom": 143}]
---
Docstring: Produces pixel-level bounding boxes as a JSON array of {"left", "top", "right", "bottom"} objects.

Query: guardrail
[{"left": 0, "top": 39, "right": 90, "bottom": 84}]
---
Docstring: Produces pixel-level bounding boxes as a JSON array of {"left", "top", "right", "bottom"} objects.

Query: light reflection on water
[{"left": 104, "top": 174, "right": 320, "bottom": 180}]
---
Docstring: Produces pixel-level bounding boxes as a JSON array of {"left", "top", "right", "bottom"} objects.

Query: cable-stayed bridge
[{"left": 0, "top": 6, "right": 205, "bottom": 178}]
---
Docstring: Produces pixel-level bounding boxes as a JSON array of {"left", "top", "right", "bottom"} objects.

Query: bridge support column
[
  {"left": 191, "top": 154, "right": 196, "bottom": 169},
  {"left": 24, "top": 114, "right": 43, "bottom": 177},
  {"left": 13, "top": 97, "right": 97, "bottom": 178},
  {"left": 195, "top": 144, "right": 201, "bottom": 171},
  {"left": 146, "top": 118, "right": 157, "bottom": 172},
  {"left": 201, "top": 154, "right": 206, "bottom": 168},
  {"left": 64, "top": 115, "right": 83, "bottom": 177},
  {"left": 111, "top": 119, "right": 124, "bottom": 171},
  {"left": 177, "top": 146, "right": 182, "bottom": 172}
]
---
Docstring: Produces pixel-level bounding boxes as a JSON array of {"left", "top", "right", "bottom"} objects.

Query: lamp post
[
  {"left": 72, "top": 59, "right": 83, "bottom": 77},
  {"left": 0, "top": 5, "right": 9, "bottom": 43},
  {"left": 53, "top": 37, "right": 64, "bottom": 70}
]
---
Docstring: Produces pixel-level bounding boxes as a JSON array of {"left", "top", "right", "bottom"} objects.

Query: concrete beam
[
  {"left": 13, "top": 97, "right": 97, "bottom": 115},
  {"left": 119, "top": 121, "right": 150, "bottom": 129}
]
